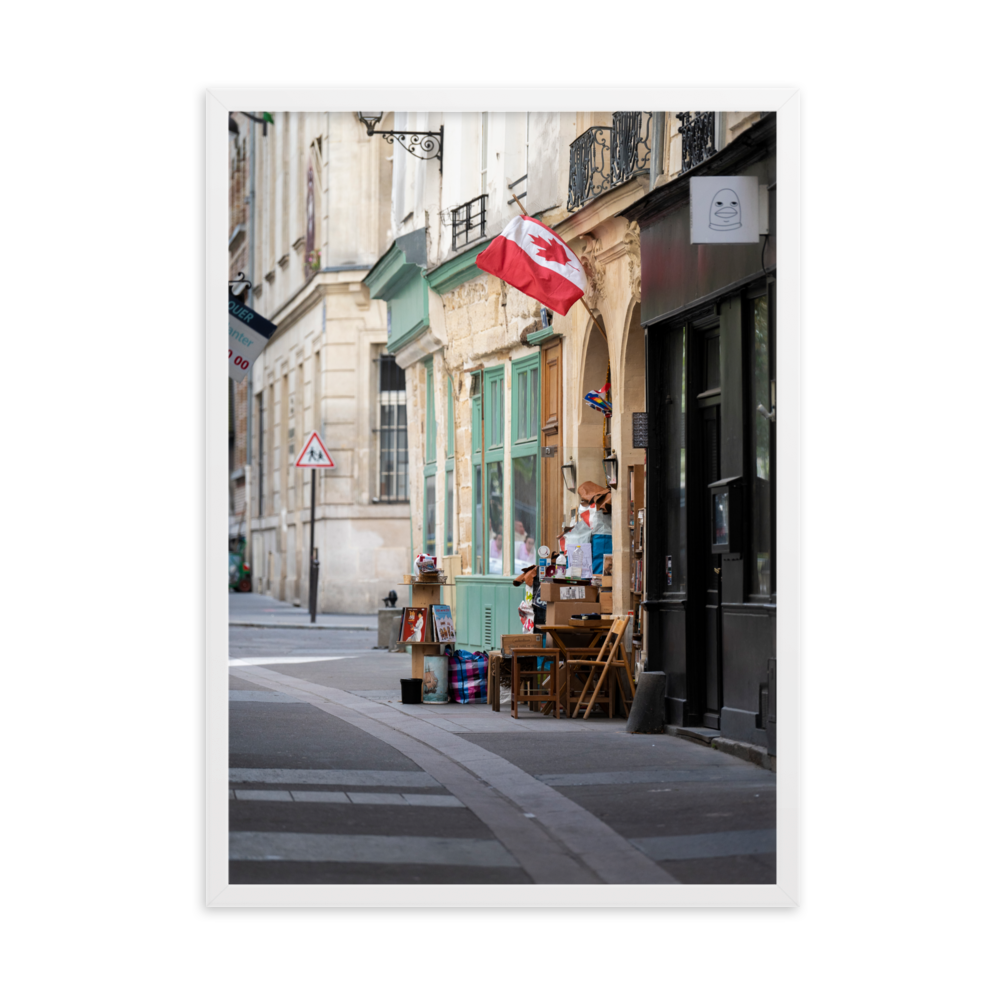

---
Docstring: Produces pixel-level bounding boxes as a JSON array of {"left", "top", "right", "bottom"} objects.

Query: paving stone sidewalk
[{"left": 229, "top": 591, "right": 378, "bottom": 631}]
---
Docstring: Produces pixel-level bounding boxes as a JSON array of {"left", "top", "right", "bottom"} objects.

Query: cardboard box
[
  {"left": 548, "top": 602, "right": 602, "bottom": 626},
  {"left": 500, "top": 633, "right": 543, "bottom": 655},
  {"left": 600, "top": 591, "right": 613, "bottom": 613},
  {"left": 539, "top": 582, "right": 600, "bottom": 603},
  {"left": 601, "top": 574, "right": 614, "bottom": 588}
]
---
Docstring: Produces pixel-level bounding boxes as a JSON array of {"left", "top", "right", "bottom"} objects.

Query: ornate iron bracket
[
  {"left": 229, "top": 272, "right": 251, "bottom": 297},
  {"left": 361, "top": 119, "right": 443, "bottom": 164}
]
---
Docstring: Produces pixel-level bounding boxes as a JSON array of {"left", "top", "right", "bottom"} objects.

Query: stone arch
[
  {"left": 611, "top": 297, "right": 647, "bottom": 611},
  {"left": 576, "top": 312, "right": 610, "bottom": 493}
]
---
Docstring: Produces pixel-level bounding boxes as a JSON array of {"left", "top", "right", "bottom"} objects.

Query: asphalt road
[{"left": 229, "top": 624, "right": 776, "bottom": 885}]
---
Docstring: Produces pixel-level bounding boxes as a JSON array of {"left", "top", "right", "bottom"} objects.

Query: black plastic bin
[{"left": 400, "top": 678, "right": 423, "bottom": 704}]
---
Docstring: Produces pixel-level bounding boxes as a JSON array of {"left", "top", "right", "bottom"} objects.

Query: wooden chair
[
  {"left": 510, "top": 648, "right": 566, "bottom": 719},
  {"left": 565, "top": 617, "right": 636, "bottom": 720}
]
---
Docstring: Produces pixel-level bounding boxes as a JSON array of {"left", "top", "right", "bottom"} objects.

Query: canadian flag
[{"left": 475, "top": 215, "right": 586, "bottom": 316}]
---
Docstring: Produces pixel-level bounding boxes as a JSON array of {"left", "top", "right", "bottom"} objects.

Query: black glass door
[
  {"left": 700, "top": 401, "right": 721, "bottom": 727},
  {"left": 695, "top": 326, "right": 722, "bottom": 729}
]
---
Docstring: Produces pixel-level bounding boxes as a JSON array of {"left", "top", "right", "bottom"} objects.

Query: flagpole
[{"left": 508, "top": 187, "right": 608, "bottom": 343}]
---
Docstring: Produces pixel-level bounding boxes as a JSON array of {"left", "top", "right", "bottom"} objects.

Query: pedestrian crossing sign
[{"left": 294, "top": 431, "right": 336, "bottom": 469}]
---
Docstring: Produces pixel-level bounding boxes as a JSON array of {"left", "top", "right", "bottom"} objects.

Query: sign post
[{"left": 294, "top": 431, "right": 336, "bottom": 622}]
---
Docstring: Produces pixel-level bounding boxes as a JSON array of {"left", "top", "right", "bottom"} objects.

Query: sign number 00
[{"left": 228, "top": 349, "right": 250, "bottom": 370}]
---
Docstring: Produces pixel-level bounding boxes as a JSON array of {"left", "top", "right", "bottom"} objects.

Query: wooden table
[{"left": 535, "top": 621, "right": 632, "bottom": 719}]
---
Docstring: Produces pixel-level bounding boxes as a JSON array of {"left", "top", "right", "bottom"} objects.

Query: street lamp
[
  {"left": 561, "top": 461, "right": 577, "bottom": 493},
  {"left": 356, "top": 111, "right": 444, "bottom": 164},
  {"left": 357, "top": 112, "right": 384, "bottom": 132},
  {"left": 602, "top": 451, "right": 619, "bottom": 488},
  {"left": 240, "top": 111, "right": 274, "bottom": 136}
]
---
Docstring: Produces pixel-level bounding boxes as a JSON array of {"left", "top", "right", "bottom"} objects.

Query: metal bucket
[
  {"left": 400, "top": 678, "right": 422, "bottom": 704},
  {"left": 422, "top": 655, "right": 449, "bottom": 703}
]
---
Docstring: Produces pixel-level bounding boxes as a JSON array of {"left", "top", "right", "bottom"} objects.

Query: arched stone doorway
[
  {"left": 576, "top": 313, "right": 610, "bottom": 493},
  {"left": 613, "top": 301, "right": 647, "bottom": 613}
]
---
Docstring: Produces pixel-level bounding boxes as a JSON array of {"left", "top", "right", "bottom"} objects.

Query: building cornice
[
  {"left": 364, "top": 229, "right": 428, "bottom": 301},
  {"left": 425, "top": 240, "right": 488, "bottom": 296},
  {"left": 365, "top": 242, "right": 413, "bottom": 300},
  {"left": 554, "top": 176, "right": 650, "bottom": 244},
  {"left": 269, "top": 269, "right": 370, "bottom": 334},
  {"left": 526, "top": 325, "right": 558, "bottom": 346}
]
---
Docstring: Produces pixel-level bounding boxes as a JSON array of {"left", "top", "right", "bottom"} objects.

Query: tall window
[
  {"left": 445, "top": 377, "right": 455, "bottom": 557},
  {"left": 378, "top": 355, "right": 407, "bottom": 502},
  {"left": 525, "top": 112, "right": 530, "bottom": 186},
  {"left": 511, "top": 356, "right": 539, "bottom": 574},
  {"left": 486, "top": 367, "right": 504, "bottom": 574},
  {"left": 256, "top": 392, "right": 265, "bottom": 516},
  {"left": 480, "top": 113, "right": 489, "bottom": 195},
  {"left": 473, "top": 364, "right": 505, "bottom": 574},
  {"left": 423, "top": 360, "right": 437, "bottom": 556}
]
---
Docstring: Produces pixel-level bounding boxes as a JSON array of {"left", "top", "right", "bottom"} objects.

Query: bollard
[
  {"left": 308, "top": 556, "right": 320, "bottom": 622},
  {"left": 625, "top": 670, "right": 666, "bottom": 733}
]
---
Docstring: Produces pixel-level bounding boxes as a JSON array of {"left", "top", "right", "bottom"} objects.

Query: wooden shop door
[{"left": 540, "top": 339, "right": 563, "bottom": 555}]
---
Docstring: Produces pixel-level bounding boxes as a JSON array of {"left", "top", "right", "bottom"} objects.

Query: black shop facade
[{"left": 625, "top": 113, "right": 777, "bottom": 753}]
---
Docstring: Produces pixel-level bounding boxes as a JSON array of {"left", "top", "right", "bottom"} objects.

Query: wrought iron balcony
[
  {"left": 677, "top": 112, "right": 717, "bottom": 173},
  {"left": 567, "top": 112, "right": 651, "bottom": 211},
  {"left": 451, "top": 193, "right": 488, "bottom": 251}
]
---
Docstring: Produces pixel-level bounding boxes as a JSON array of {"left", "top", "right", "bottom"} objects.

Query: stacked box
[
  {"left": 548, "top": 602, "right": 602, "bottom": 626},
  {"left": 539, "top": 582, "right": 599, "bottom": 603},
  {"left": 600, "top": 573, "right": 613, "bottom": 610}
]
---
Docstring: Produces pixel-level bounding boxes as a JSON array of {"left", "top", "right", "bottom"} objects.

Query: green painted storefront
[{"left": 366, "top": 234, "right": 525, "bottom": 651}]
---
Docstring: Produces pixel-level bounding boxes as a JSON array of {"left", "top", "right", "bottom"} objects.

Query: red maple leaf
[{"left": 529, "top": 233, "right": 575, "bottom": 268}]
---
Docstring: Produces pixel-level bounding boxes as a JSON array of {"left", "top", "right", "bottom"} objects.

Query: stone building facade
[
  {"left": 360, "top": 107, "right": 776, "bottom": 752},
  {"left": 228, "top": 114, "right": 251, "bottom": 546},
  {"left": 235, "top": 111, "right": 411, "bottom": 613}
]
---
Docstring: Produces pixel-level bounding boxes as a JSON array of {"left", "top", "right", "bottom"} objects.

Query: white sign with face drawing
[{"left": 689, "top": 175, "right": 763, "bottom": 244}]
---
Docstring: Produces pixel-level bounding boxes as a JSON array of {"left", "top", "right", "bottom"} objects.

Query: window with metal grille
[
  {"left": 377, "top": 355, "right": 408, "bottom": 502},
  {"left": 451, "top": 194, "right": 487, "bottom": 251},
  {"left": 677, "top": 112, "right": 717, "bottom": 174}
]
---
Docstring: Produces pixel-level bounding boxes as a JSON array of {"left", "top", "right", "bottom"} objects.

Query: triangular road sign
[{"left": 294, "top": 431, "right": 336, "bottom": 469}]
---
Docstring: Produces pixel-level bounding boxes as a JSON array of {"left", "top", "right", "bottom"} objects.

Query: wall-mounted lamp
[
  {"left": 561, "top": 461, "right": 577, "bottom": 492},
  {"left": 603, "top": 450, "right": 619, "bottom": 488},
  {"left": 356, "top": 112, "right": 444, "bottom": 164}
]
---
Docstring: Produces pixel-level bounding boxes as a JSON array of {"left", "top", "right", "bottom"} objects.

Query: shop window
[
  {"left": 378, "top": 355, "right": 408, "bottom": 502},
  {"left": 473, "top": 364, "right": 505, "bottom": 574},
  {"left": 445, "top": 377, "right": 455, "bottom": 556},
  {"left": 750, "top": 289, "right": 775, "bottom": 597},
  {"left": 423, "top": 360, "right": 437, "bottom": 556},
  {"left": 511, "top": 356, "right": 540, "bottom": 574}
]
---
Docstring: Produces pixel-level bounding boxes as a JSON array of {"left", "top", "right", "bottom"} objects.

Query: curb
[
  {"left": 229, "top": 621, "right": 378, "bottom": 632},
  {"left": 666, "top": 725, "right": 776, "bottom": 772},
  {"left": 710, "top": 736, "right": 776, "bottom": 773}
]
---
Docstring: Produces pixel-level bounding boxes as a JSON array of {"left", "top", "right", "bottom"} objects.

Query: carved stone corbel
[
  {"left": 577, "top": 233, "right": 606, "bottom": 309},
  {"left": 623, "top": 220, "right": 641, "bottom": 301}
]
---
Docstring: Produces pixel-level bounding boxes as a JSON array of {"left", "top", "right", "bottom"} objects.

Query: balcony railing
[
  {"left": 567, "top": 112, "right": 651, "bottom": 211},
  {"left": 451, "top": 193, "right": 488, "bottom": 251},
  {"left": 677, "top": 112, "right": 716, "bottom": 174}
]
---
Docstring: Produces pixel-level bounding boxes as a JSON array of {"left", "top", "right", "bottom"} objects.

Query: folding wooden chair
[
  {"left": 510, "top": 648, "right": 566, "bottom": 719},
  {"left": 565, "top": 617, "right": 636, "bottom": 719}
]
